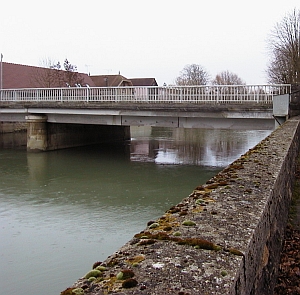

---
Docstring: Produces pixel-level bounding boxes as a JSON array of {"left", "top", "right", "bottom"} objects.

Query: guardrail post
[
  {"left": 180, "top": 88, "right": 182, "bottom": 103},
  {"left": 86, "top": 87, "right": 89, "bottom": 102},
  {"left": 115, "top": 88, "right": 118, "bottom": 102}
]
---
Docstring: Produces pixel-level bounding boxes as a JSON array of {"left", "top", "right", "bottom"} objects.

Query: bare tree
[
  {"left": 32, "top": 58, "right": 64, "bottom": 87},
  {"left": 32, "top": 58, "right": 84, "bottom": 87},
  {"left": 49, "top": 60, "right": 65, "bottom": 87},
  {"left": 212, "top": 70, "right": 245, "bottom": 85},
  {"left": 63, "top": 59, "right": 84, "bottom": 87},
  {"left": 267, "top": 9, "right": 300, "bottom": 84},
  {"left": 175, "top": 64, "right": 210, "bottom": 85}
]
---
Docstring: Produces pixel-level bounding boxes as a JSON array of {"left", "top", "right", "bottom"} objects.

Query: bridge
[{"left": 0, "top": 84, "right": 292, "bottom": 151}]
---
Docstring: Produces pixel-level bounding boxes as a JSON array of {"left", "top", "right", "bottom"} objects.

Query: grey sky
[{"left": 1, "top": 0, "right": 299, "bottom": 85}]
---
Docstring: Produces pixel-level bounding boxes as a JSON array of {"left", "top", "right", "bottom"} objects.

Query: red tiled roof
[
  {"left": 130, "top": 78, "right": 158, "bottom": 86},
  {"left": 0, "top": 62, "right": 158, "bottom": 89},
  {"left": 1, "top": 62, "right": 95, "bottom": 89},
  {"left": 90, "top": 75, "right": 133, "bottom": 87}
]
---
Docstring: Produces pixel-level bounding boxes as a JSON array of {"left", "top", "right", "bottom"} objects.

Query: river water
[{"left": 0, "top": 126, "right": 272, "bottom": 295}]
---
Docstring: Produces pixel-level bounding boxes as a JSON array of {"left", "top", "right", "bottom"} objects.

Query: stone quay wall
[{"left": 62, "top": 116, "right": 300, "bottom": 295}]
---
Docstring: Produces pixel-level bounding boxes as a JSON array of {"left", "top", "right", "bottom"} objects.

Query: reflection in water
[
  {"left": 0, "top": 126, "right": 272, "bottom": 295},
  {"left": 130, "top": 127, "right": 271, "bottom": 166}
]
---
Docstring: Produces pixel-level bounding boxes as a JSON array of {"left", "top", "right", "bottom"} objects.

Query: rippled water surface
[{"left": 0, "top": 127, "right": 272, "bottom": 295}]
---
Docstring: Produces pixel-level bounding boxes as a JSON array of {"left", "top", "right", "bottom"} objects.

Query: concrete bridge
[{"left": 0, "top": 84, "right": 292, "bottom": 151}]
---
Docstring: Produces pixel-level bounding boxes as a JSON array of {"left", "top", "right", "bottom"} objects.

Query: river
[{"left": 0, "top": 126, "right": 272, "bottom": 295}]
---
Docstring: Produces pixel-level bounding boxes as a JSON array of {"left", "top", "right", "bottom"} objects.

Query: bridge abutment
[{"left": 26, "top": 114, "right": 130, "bottom": 152}]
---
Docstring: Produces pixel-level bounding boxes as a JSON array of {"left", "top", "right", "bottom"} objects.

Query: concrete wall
[
  {"left": 0, "top": 122, "right": 27, "bottom": 148},
  {"left": 0, "top": 122, "right": 27, "bottom": 133},
  {"left": 63, "top": 117, "right": 300, "bottom": 295},
  {"left": 289, "top": 84, "right": 300, "bottom": 117}
]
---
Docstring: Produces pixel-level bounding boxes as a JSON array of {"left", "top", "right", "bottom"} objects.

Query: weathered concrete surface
[
  {"left": 0, "top": 101, "right": 273, "bottom": 111},
  {"left": 0, "top": 121, "right": 27, "bottom": 133},
  {"left": 0, "top": 102, "right": 274, "bottom": 130},
  {"left": 289, "top": 85, "right": 300, "bottom": 117},
  {"left": 62, "top": 117, "right": 300, "bottom": 295}
]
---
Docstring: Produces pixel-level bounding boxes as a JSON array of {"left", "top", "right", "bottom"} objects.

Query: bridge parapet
[{"left": 0, "top": 84, "right": 290, "bottom": 104}]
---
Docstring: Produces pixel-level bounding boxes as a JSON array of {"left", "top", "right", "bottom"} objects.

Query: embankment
[{"left": 62, "top": 116, "right": 300, "bottom": 295}]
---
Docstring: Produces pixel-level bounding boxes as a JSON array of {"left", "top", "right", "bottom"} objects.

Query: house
[
  {"left": 1, "top": 62, "right": 95, "bottom": 89},
  {"left": 0, "top": 62, "right": 158, "bottom": 89},
  {"left": 129, "top": 78, "right": 158, "bottom": 87},
  {"left": 90, "top": 76, "right": 158, "bottom": 87},
  {"left": 89, "top": 75, "right": 133, "bottom": 87}
]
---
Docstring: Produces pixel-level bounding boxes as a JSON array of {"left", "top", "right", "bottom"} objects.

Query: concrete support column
[{"left": 26, "top": 114, "right": 48, "bottom": 152}]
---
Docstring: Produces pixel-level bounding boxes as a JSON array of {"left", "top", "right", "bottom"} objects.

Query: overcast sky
[{"left": 1, "top": 0, "right": 299, "bottom": 85}]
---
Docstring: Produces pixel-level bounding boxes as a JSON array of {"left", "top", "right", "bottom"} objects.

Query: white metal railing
[{"left": 0, "top": 85, "right": 291, "bottom": 104}]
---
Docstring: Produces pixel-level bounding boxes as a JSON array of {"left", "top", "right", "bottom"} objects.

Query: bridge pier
[
  {"left": 25, "top": 114, "right": 131, "bottom": 152},
  {"left": 26, "top": 114, "right": 48, "bottom": 152}
]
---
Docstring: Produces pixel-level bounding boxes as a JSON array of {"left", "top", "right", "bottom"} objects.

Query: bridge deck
[{"left": 0, "top": 101, "right": 275, "bottom": 130}]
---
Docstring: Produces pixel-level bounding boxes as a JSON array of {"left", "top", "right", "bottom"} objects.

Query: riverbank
[{"left": 61, "top": 117, "right": 300, "bottom": 295}]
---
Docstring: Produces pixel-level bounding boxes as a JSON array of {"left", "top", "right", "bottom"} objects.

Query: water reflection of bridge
[{"left": 129, "top": 127, "right": 272, "bottom": 166}]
